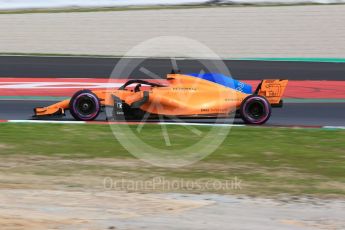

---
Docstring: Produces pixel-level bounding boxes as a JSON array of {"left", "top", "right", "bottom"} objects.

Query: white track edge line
[
  {"left": 4, "top": 120, "right": 345, "bottom": 130},
  {"left": 323, "top": 126, "right": 345, "bottom": 130},
  {"left": 8, "top": 120, "right": 86, "bottom": 124}
]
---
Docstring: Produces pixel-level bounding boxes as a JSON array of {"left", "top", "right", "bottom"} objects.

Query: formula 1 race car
[{"left": 34, "top": 73, "right": 288, "bottom": 125}]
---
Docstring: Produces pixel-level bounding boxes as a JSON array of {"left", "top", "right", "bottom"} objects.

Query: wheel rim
[
  {"left": 244, "top": 98, "right": 269, "bottom": 123},
  {"left": 73, "top": 94, "right": 99, "bottom": 119},
  {"left": 247, "top": 100, "right": 265, "bottom": 119}
]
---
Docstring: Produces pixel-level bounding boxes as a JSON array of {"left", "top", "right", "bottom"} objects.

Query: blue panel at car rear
[{"left": 187, "top": 73, "right": 252, "bottom": 94}]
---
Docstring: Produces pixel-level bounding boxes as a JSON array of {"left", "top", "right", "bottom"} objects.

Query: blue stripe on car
[{"left": 187, "top": 73, "right": 252, "bottom": 94}]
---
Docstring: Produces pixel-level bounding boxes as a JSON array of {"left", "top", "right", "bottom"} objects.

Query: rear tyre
[
  {"left": 240, "top": 95, "right": 271, "bottom": 125},
  {"left": 69, "top": 90, "right": 101, "bottom": 121}
]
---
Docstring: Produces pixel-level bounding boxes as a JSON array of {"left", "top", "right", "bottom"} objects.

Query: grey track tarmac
[
  {"left": 1, "top": 100, "right": 344, "bottom": 127},
  {"left": 0, "top": 56, "right": 345, "bottom": 80},
  {"left": 0, "top": 56, "right": 344, "bottom": 126}
]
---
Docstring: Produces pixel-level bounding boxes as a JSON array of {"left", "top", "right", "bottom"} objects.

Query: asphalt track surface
[
  {"left": 1, "top": 56, "right": 345, "bottom": 80},
  {"left": 0, "top": 56, "right": 344, "bottom": 126},
  {"left": 1, "top": 100, "right": 344, "bottom": 126}
]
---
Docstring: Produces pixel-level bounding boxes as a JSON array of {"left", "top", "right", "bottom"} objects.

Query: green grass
[{"left": 0, "top": 123, "right": 344, "bottom": 197}]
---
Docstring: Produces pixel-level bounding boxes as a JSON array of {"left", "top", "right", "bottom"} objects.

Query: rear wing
[{"left": 255, "top": 80, "right": 288, "bottom": 107}]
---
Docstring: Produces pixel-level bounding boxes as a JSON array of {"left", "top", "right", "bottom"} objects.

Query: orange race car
[{"left": 34, "top": 73, "right": 288, "bottom": 125}]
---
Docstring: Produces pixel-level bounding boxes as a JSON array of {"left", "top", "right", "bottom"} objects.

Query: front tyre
[
  {"left": 69, "top": 90, "right": 101, "bottom": 121},
  {"left": 240, "top": 95, "right": 271, "bottom": 125}
]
